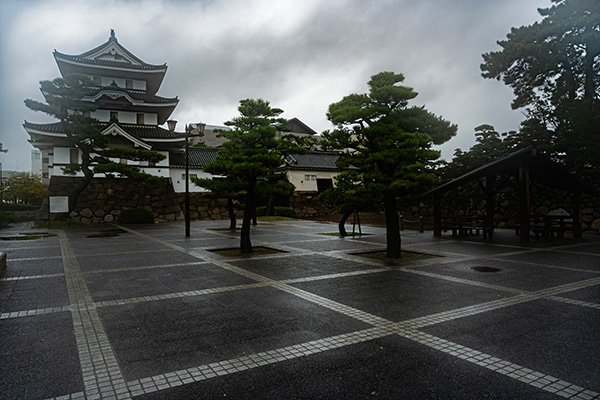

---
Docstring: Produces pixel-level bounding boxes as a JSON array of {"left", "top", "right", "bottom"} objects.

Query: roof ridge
[{"left": 54, "top": 30, "right": 166, "bottom": 70}]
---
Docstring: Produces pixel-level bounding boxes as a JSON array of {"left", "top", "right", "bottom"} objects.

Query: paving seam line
[
  {"left": 56, "top": 231, "right": 131, "bottom": 400},
  {"left": 82, "top": 260, "right": 212, "bottom": 275},
  {"left": 488, "top": 255, "right": 600, "bottom": 275},
  {"left": 9, "top": 256, "right": 62, "bottom": 262},
  {"left": 78, "top": 247, "right": 173, "bottom": 258},
  {"left": 1, "top": 273, "right": 65, "bottom": 281}
]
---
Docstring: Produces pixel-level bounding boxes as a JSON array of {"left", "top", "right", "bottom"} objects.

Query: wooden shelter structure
[{"left": 427, "top": 148, "right": 593, "bottom": 243}]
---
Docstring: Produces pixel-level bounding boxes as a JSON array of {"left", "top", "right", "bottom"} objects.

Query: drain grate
[{"left": 471, "top": 266, "right": 501, "bottom": 273}]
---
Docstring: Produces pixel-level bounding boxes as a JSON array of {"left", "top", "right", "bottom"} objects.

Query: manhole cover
[{"left": 471, "top": 266, "right": 501, "bottom": 273}]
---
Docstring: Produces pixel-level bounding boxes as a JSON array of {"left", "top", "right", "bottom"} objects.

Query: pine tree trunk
[
  {"left": 338, "top": 209, "right": 352, "bottom": 237},
  {"left": 240, "top": 180, "right": 255, "bottom": 254},
  {"left": 266, "top": 194, "right": 275, "bottom": 216},
  {"left": 227, "top": 197, "right": 236, "bottom": 230},
  {"left": 383, "top": 193, "right": 401, "bottom": 258},
  {"left": 252, "top": 193, "right": 258, "bottom": 225}
]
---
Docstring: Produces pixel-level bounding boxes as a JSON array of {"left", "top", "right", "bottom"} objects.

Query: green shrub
[
  {"left": 255, "top": 206, "right": 296, "bottom": 218},
  {"left": 0, "top": 203, "right": 39, "bottom": 211},
  {"left": 0, "top": 210, "right": 15, "bottom": 227},
  {"left": 255, "top": 206, "right": 267, "bottom": 216},
  {"left": 118, "top": 208, "right": 155, "bottom": 224},
  {"left": 273, "top": 207, "right": 296, "bottom": 218}
]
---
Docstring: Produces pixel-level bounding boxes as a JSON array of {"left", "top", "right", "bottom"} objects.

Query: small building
[{"left": 278, "top": 151, "right": 342, "bottom": 194}]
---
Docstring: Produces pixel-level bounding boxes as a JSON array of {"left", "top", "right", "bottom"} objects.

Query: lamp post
[{"left": 167, "top": 120, "right": 205, "bottom": 238}]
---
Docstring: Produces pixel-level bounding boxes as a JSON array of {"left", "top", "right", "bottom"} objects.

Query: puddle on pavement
[
  {"left": 0, "top": 232, "right": 57, "bottom": 241},
  {"left": 471, "top": 266, "right": 501, "bottom": 273},
  {"left": 86, "top": 228, "right": 127, "bottom": 238}
]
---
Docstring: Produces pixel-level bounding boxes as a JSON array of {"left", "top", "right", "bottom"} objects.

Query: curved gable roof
[{"left": 54, "top": 30, "right": 167, "bottom": 94}]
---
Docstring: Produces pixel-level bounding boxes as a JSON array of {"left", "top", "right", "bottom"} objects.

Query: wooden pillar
[
  {"left": 573, "top": 191, "right": 582, "bottom": 239},
  {"left": 519, "top": 165, "right": 530, "bottom": 244},
  {"left": 433, "top": 192, "right": 442, "bottom": 237}
]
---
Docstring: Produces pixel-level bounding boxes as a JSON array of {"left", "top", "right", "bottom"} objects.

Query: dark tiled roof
[
  {"left": 23, "top": 121, "right": 63, "bottom": 132},
  {"left": 54, "top": 52, "right": 167, "bottom": 71},
  {"left": 112, "top": 124, "right": 181, "bottom": 139},
  {"left": 283, "top": 118, "right": 317, "bottom": 135},
  {"left": 170, "top": 148, "right": 219, "bottom": 168},
  {"left": 24, "top": 121, "right": 183, "bottom": 140},
  {"left": 281, "top": 152, "right": 341, "bottom": 170},
  {"left": 53, "top": 33, "right": 166, "bottom": 71},
  {"left": 87, "top": 87, "right": 178, "bottom": 104}
]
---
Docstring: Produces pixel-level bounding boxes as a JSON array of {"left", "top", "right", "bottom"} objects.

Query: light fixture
[
  {"left": 196, "top": 123, "right": 206, "bottom": 137},
  {"left": 167, "top": 119, "right": 177, "bottom": 133}
]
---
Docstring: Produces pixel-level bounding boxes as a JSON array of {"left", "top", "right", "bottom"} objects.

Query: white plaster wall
[
  {"left": 156, "top": 152, "right": 169, "bottom": 167},
  {"left": 53, "top": 147, "right": 70, "bottom": 164},
  {"left": 133, "top": 80, "right": 146, "bottom": 90},
  {"left": 288, "top": 170, "right": 316, "bottom": 192},
  {"left": 31, "top": 150, "right": 42, "bottom": 176},
  {"left": 170, "top": 168, "right": 212, "bottom": 193},
  {"left": 287, "top": 170, "right": 338, "bottom": 193},
  {"left": 141, "top": 167, "right": 170, "bottom": 178},
  {"left": 144, "top": 113, "right": 158, "bottom": 125},
  {"left": 119, "top": 112, "right": 136, "bottom": 124},
  {"left": 91, "top": 109, "right": 110, "bottom": 121}
]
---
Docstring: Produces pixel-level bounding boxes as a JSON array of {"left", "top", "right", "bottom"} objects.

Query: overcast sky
[{"left": 0, "top": 0, "right": 550, "bottom": 172}]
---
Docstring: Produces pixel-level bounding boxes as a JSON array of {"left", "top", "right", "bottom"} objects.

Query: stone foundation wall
[
  {"left": 289, "top": 194, "right": 336, "bottom": 218},
  {"left": 35, "top": 176, "right": 599, "bottom": 234},
  {"left": 37, "top": 177, "right": 182, "bottom": 224},
  {"left": 36, "top": 178, "right": 337, "bottom": 225},
  {"left": 176, "top": 194, "right": 244, "bottom": 220},
  {"left": 179, "top": 193, "right": 335, "bottom": 220}
]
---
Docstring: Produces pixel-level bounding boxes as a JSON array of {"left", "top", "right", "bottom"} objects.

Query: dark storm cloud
[{"left": 0, "top": 0, "right": 549, "bottom": 171}]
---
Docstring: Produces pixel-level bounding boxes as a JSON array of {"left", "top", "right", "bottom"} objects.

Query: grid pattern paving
[{"left": 1, "top": 221, "right": 599, "bottom": 399}]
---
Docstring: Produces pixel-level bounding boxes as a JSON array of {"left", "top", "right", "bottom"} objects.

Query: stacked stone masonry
[
  {"left": 37, "top": 177, "right": 336, "bottom": 225},
  {"left": 37, "top": 177, "right": 183, "bottom": 224}
]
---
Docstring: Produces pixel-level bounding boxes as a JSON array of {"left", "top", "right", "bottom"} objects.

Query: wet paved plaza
[{"left": 1, "top": 220, "right": 599, "bottom": 399}]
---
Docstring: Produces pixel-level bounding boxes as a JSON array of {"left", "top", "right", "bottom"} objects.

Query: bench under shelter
[{"left": 426, "top": 148, "right": 594, "bottom": 244}]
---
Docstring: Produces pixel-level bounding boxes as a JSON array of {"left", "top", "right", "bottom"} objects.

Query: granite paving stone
[
  {"left": 277, "top": 236, "right": 383, "bottom": 252},
  {"left": 0, "top": 275, "right": 68, "bottom": 313},
  {"left": 422, "top": 299, "right": 600, "bottom": 392},
  {"left": 553, "top": 285, "right": 600, "bottom": 304},
  {"left": 501, "top": 250, "right": 600, "bottom": 272},
  {"left": 84, "top": 262, "right": 255, "bottom": 302},
  {"left": 0, "top": 312, "right": 83, "bottom": 399},
  {"left": 417, "top": 257, "right": 600, "bottom": 292},
  {"left": 229, "top": 253, "right": 379, "bottom": 281},
  {"left": 2, "top": 244, "right": 62, "bottom": 259},
  {"left": 291, "top": 269, "right": 511, "bottom": 322},
  {"left": 1, "top": 257, "right": 64, "bottom": 278},
  {"left": 100, "top": 287, "right": 370, "bottom": 381},
  {"left": 136, "top": 335, "right": 560, "bottom": 400},
  {"left": 75, "top": 250, "right": 203, "bottom": 272}
]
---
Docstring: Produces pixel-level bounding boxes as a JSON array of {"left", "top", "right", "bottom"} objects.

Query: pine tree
[{"left": 323, "top": 72, "right": 456, "bottom": 257}]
